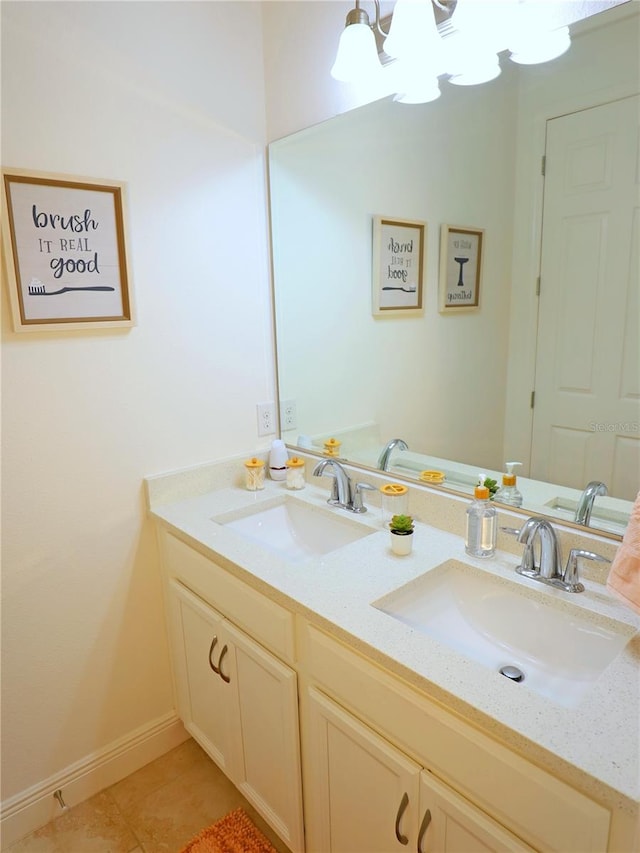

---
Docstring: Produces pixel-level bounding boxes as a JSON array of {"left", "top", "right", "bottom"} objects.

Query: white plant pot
[{"left": 390, "top": 530, "right": 413, "bottom": 556}]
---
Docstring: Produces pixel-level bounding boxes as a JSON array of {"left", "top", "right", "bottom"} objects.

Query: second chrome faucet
[{"left": 510, "top": 516, "right": 609, "bottom": 593}]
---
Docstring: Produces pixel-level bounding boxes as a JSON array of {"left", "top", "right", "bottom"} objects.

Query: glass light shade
[
  {"left": 450, "top": 0, "right": 506, "bottom": 53},
  {"left": 394, "top": 77, "right": 441, "bottom": 104},
  {"left": 331, "top": 22, "right": 382, "bottom": 82},
  {"left": 384, "top": 0, "right": 443, "bottom": 69},
  {"left": 446, "top": 32, "right": 501, "bottom": 86},
  {"left": 390, "top": 54, "right": 441, "bottom": 104},
  {"left": 448, "top": 60, "right": 501, "bottom": 85},
  {"left": 509, "top": 26, "right": 571, "bottom": 65}
]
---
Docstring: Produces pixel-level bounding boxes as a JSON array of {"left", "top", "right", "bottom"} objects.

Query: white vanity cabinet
[
  {"left": 153, "top": 515, "right": 630, "bottom": 853},
  {"left": 159, "top": 531, "right": 304, "bottom": 853},
  {"left": 299, "top": 623, "right": 612, "bottom": 853},
  {"left": 305, "top": 686, "right": 532, "bottom": 853}
]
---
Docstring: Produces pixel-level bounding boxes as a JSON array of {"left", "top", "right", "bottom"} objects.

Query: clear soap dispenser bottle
[
  {"left": 494, "top": 462, "right": 523, "bottom": 508},
  {"left": 465, "top": 474, "right": 497, "bottom": 559}
]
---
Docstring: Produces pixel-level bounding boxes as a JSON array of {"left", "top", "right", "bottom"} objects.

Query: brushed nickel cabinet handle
[
  {"left": 417, "top": 808, "right": 432, "bottom": 853},
  {"left": 395, "top": 791, "right": 409, "bottom": 846},
  {"left": 218, "top": 644, "right": 231, "bottom": 683},
  {"left": 208, "top": 635, "right": 221, "bottom": 674}
]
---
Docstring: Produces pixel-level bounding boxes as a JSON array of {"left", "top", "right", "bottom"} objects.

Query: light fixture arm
[
  {"left": 344, "top": 0, "right": 389, "bottom": 38},
  {"left": 372, "top": 1, "right": 389, "bottom": 38},
  {"left": 347, "top": 0, "right": 455, "bottom": 40}
]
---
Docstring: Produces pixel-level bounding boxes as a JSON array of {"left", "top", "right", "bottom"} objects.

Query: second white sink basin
[
  {"left": 214, "top": 496, "right": 373, "bottom": 562},
  {"left": 373, "top": 559, "right": 634, "bottom": 707}
]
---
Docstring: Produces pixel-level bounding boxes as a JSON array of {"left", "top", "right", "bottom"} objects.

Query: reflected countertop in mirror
[
  {"left": 284, "top": 427, "right": 631, "bottom": 537},
  {"left": 269, "top": 2, "right": 640, "bottom": 539}
]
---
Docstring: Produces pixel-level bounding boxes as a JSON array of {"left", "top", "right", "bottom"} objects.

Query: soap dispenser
[
  {"left": 269, "top": 439, "right": 288, "bottom": 481},
  {"left": 494, "top": 462, "right": 523, "bottom": 508},
  {"left": 465, "top": 474, "right": 497, "bottom": 559}
]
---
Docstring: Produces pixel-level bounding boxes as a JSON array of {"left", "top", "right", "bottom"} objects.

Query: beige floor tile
[
  {"left": 5, "top": 739, "right": 291, "bottom": 853},
  {"left": 124, "top": 755, "right": 249, "bottom": 853},
  {"left": 109, "top": 739, "right": 205, "bottom": 815},
  {"left": 4, "top": 791, "right": 139, "bottom": 853}
]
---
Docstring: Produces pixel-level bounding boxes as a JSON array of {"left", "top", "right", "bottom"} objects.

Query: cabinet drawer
[
  {"left": 300, "top": 623, "right": 610, "bottom": 853},
  {"left": 160, "top": 530, "right": 295, "bottom": 663}
]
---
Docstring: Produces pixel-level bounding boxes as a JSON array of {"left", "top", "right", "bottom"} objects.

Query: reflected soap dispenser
[
  {"left": 494, "top": 462, "right": 523, "bottom": 508},
  {"left": 465, "top": 474, "right": 497, "bottom": 559}
]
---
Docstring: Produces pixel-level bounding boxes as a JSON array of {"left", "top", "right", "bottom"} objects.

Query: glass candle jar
[
  {"left": 244, "top": 457, "right": 265, "bottom": 491},
  {"left": 285, "top": 456, "right": 306, "bottom": 490},
  {"left": 380, "top": 482, "right": 409, "bottom": 526}
]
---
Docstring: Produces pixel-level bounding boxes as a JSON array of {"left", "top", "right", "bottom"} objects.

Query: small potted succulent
[{"left": 389, "top": 514, "right": 415, "bottom": 556}]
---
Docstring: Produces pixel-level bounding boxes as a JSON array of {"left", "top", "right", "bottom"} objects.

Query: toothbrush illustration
[
  {"left": 382, "top": 285, "right": 417, "bottom": 293},
  {"left": 28, "top": 283, "right": 115, "bottom": 296}
]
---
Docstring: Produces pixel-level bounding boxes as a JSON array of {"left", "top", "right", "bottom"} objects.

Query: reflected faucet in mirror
[
  {"left": 574, "top": 481, "right": 608, "bottom": 527},
  {"left": 378, "top": 438, "right": 409, "bottom": 471}
]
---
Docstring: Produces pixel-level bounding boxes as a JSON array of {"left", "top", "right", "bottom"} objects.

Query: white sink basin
[
  {"left": 214, "top": 497, "right": 373, "bottom": 562},
  {"left": 373, "top": 559, "right": 635, "bottom": 707}
]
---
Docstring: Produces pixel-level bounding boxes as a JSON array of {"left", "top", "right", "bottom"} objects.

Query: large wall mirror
[{"left": 269, "top": 2, "right": 639, "bottom": 539}]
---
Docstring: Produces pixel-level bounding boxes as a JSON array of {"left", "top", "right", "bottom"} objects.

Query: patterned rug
[{"left": 178, "top": 808, "right": 278, "bottom": 853}]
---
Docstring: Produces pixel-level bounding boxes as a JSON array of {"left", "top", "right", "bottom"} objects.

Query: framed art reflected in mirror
[
  {"left": 439, "top": 225, "right": 483, "bottom": 313},
  {"left": 372, "top": 216, "right": 425, "bottom": 316}
]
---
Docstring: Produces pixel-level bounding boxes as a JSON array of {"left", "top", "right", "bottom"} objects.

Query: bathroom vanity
[{"left": 146, "top": 455, "right": 639, "bottom": 853}]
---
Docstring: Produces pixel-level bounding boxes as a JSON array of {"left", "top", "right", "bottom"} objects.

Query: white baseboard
[{"left": 0, "top": 711, "right": 189, "bottom": 849}]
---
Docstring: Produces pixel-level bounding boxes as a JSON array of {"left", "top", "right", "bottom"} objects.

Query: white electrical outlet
[
  {"left": 280, "top": 399, "right": 297, "bottom": 431},
  {"left": 257, "top": 402, "right": 276, "bottom": 436}
]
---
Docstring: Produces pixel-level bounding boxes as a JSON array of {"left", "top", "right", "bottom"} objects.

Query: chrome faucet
[
  {"left": 511, "top": 516, "right": 609, "bottom": 593},
  {"left": 574, "top": 481, "right": 608, "bottom": 526},
  {"left": 377, "top": 438, "right": 409, "bottom": 471},
  {"left": 516, "top": 517, "right": 562, "bottom": 581},
  {"left": 312, "top": 459, "right": 374, "bottom": 514}
]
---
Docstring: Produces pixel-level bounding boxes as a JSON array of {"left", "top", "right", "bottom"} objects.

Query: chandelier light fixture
[{"left": 330, "top": 0, "right": 572, "bottom": 103}]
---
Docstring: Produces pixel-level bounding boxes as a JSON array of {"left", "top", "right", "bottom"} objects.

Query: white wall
[
  {"left": 1, "top": 0, "right": 273, "bottom": 819},
  {"left": 263, "top": 1, "right": 369, "bottom": 142}
]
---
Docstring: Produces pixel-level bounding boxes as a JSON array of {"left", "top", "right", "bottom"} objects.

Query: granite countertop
[{"left": 148, "top": 476, "right": 639, "bottom": 814}]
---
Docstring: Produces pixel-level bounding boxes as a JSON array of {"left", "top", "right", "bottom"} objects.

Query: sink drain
[{"left": 499, "top": 665, "right": 525, "bottom": 683}]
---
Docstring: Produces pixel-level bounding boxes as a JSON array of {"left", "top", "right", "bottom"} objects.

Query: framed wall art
[
  {"left": 1, "top": 168, "right": 134, "bottom": 332},
  {"left": 439, "top": 224, "right": 484, "bottom": 313},
  {"left": 372, "top": 216, "right": 425, "bottom": 316}
]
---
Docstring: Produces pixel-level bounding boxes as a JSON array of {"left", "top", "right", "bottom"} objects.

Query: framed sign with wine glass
[{"left": 439, "top": 224, "right": 484, "bottom": 313}]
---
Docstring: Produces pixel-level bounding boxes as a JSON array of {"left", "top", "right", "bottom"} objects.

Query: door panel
[
  {"left": 227, "top": 620, "right": 304, "bottom": 852},
  {"left": 418, "top": 771, "right": 533, "bottom": 853},
  {"left": 306, "top": 687, "right": 421, "bottom": 852},
  {"left": 169, "top": 580, "right": 234, "bottom": 774},
  {"left": 531, "top": 95, "right": 640, "bottom": 498}
]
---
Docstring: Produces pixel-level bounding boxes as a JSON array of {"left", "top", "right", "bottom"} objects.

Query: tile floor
[{"left": 4, "top": 738, "right": 291, "bottom": 853}]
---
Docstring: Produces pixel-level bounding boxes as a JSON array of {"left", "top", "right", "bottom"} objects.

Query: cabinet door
[
  {"left": 418, "top": 771, "right": 533, "bottom": 853},
  {"left": 306, "top": 687, "right": 421, "bottom": 852},
  {"left": 226, "top": 620, "right": 305, "bottom": 853},
  {"left": 167, "top": 580, "right": 236, "bottom": 776}
]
